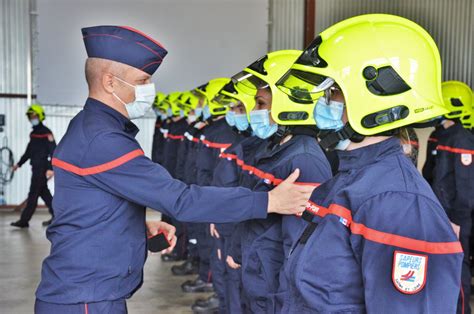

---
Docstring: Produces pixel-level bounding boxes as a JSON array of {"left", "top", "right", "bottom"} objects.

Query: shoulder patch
[
  {"left": 392, "top": 251, "right": 427, "bottom": 294},
  {"left": 461, "top": 153, "right": 472, "bottom": 166}
]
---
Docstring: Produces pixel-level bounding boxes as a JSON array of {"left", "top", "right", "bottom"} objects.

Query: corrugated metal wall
[
  {"left": 0, "top": 0, "right": 34, "bottom": 205},
  {"left": 0, "top": 0, "right": 156, "bottom": 204},
  {"left": 0, "top": 103, "right": 156, "bottom": 205},
  {"left": 268, "top": 0, "right": 305, "bottom": 51},
  {"left": 314, "top": 0, "right": 474, "bottom": 88}
]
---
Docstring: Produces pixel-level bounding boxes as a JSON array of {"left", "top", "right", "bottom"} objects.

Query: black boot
[
  {"left": 42, "top": 218, "right": 53, "bottom": 226},
  {"left": 171, "top": 259, "right": 199, "bottom": 276},
  {"left": 193, "top": 294, "right": 219, "bottom": 307},
  {"left": 161, "top": 252, "right": 186, "bottom": 262},
  {"left": 11, "top": 220, "right": 29, "bottom": 228},
  {"left": 181, "top": 278, "right": 214, "bottom": 293},
  {"left": 192, "top": 294, "right": 219, "bottom": 313}
]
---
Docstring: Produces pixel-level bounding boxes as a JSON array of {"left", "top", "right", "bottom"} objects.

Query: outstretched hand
[{"left": 267, "top": 169, "right": 316, "bottom": 215}]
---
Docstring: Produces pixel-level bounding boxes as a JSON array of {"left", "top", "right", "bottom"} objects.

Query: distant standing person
[{"left": 11, "top": 104, "right": 56, "bottom": 228}]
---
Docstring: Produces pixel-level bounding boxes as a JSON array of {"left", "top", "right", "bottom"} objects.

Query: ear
[
  {"left": 102, "top": 73, "right": 115, "bottom": 94},
  {"left": 342, "top": 107, "right": 349, "bottom": 123}
]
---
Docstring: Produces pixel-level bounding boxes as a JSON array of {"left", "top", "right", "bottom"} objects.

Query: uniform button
[{"left": 128, "top": 266, "right": 132, "bottom": 274}]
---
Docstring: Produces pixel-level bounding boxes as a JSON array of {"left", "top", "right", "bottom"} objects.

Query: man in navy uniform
[
  {"left": 11, "top": 104, "right": 56, "bottom": 228},
  {"left": 34, "top": 25, "right": 314, "bottom": 314}
]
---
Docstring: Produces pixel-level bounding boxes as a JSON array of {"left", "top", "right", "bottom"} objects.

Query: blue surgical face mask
[
  {"left": 30, "top": 118, "right": 40, "bottom": 127},
  {"left": 314, "top": 96, "right": 345, "bottom": 130},
  {"left": 195, "top": 107, "right": 203, "bottom": 118},
  {"left": 179, "top": 109, "right": 186, "bottom": 118},
  {"left": 167, "top": 108, "right": 173, "bottom": 117},
  {"left": 160, "top": 112, "right": 168, "bottom": 120},
  {"left": 203, "top": 105, "right": 212, "bottom": 120},
  {"left": 249, "top": 109, "right": 278, "bottom": 139},
  {"left": 234, "top": 113, "right": 249, "bottom": 131},
  {"left": 187, "top": 114, "right": 197, "bottom": 123},
  {"left": 225, "top": 111, "right": 236, "bottom": 126},
  {"left": 314, "top": 96, "right": 351, "bottom": 150}
]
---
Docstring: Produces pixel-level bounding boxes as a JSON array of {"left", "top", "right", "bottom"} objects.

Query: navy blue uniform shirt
[
  {"left": 18, "top": 122, "right": 56, "bottom": 170},
  {"left": 283, "top": 138, "right": 462, "bottom": 313},
  {"left": 35, "top": 98, "right": 268, "bottom": 304}
]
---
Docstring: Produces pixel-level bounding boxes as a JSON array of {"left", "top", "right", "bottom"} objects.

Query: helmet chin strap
[
  {"left": 318, "top": 124, "right": 364, "bottom": 150},
  {"left": 318, "top": 123, "right": 402, "bottom": 150},
  {"left": 269, "top": 125, "right": 290, "bottom": 146},
  {"left": 269, "top": 125, "right": 320, "bottom": 147},
  {"left": 410, "top": 117, "right": 444, "bottom": 129}
]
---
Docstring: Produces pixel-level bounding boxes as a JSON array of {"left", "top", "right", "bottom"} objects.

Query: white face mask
[{"left": 113, "top": 76, "right": 156, "bottom": 120}]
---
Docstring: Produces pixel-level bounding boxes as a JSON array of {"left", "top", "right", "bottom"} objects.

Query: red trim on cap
[
  {"left": 83, "top": 34, "right": 123, "bottom": 41},
  {"left": 52, "top": 149, "right": 144, "bottom": 176},
  {"left": 135, "top": 42, "right": 164, "bottom": 60},
  {"left": 142, "top": 61, "right": 162, "bottom": 71},
  {"left": 119, "top": 26, "right": 166, "bottom": 49},
  {"left": 436, "top": 145, "right": 474, "bottom": 155},
  {"left": 84, "top": 32, "right": 164, "bottom": 62}
]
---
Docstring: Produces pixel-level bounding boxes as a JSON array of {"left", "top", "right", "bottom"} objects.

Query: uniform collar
[
  {"left": 32, "top": 122, "right": 44, "bottom": 131},
  {"left": 256, "top": 134, "right": 305, "bottom": 160},
  {"left": 85, "top": 97, "right": 139, "bottom": 137},
  {"left": 337, "top": 137, "right": 402, "bottom": 171},
  {"left": 442, "top": 121, "right": 464, "bottom": 136}
]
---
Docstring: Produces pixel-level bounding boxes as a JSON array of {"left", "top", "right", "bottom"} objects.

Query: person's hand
[
  {"left": 146, "top": 221, "right": 177, "bottom": 254},
  {"left": 267, "top": 169, "right": 316, "bottom": 215},
  {"left": 450, "top": 222, "right": 460, "bottom": 240},
  {"left": 46, "top": 170, "right": 54, "bottom": 179},
  {"left": 210, "top": 223, "right": 220, "bottom": 238},
  {"left": 12, "top": 164, "right": 19, "bottom": 172},
  {"left": 226, "top": 255, "right": 241, "bottom": 269}
]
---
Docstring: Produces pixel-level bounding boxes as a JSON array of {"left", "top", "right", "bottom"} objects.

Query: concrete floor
[
  {"left": 0, "top": 210, "right": 210, "bottom": 314},
  {"left": 2, "top": 209, "right": 474, "bottom": 314}
]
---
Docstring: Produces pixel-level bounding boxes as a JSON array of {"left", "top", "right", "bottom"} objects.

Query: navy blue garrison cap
[{"left": 82, "top": 25, "right": 168, "bottom": 75}]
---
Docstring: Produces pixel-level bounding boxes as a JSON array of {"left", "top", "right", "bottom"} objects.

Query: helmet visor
[
  {"left": 231, "top": 71, "right": 269, "bottom": 96},
  {"left": 276, "top": 69, "right": 334, "bottom": 104},
  {"left": 212, "top": 93, "right": 240, "bottom": 108}
]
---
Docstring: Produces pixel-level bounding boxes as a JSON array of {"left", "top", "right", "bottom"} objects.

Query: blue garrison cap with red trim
[{"left": 82, "top": 25, "right": 168, "bottom": 75}]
